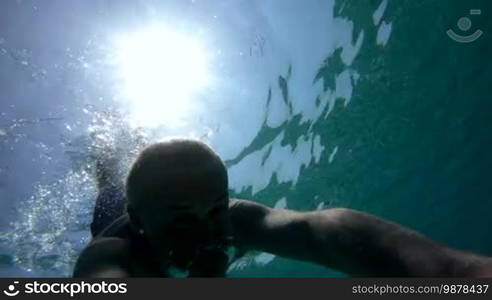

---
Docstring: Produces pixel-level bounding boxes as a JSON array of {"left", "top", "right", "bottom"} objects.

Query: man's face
[{"left": 138, "top": 164, "right": 232, "bottom": 271}]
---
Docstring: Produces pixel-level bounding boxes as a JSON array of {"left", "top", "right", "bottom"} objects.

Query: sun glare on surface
[{"left": 113, "top": 26, "right": 210, "bottom": 128}]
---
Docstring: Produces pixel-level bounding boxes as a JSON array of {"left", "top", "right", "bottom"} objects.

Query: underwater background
[{"left": 0, "top": 0, "right": 491, "bottom": 277}]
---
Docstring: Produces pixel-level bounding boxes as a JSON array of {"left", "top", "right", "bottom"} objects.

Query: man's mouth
[{"left": 167, "top": 238, "right": 232, "bottom": 272}]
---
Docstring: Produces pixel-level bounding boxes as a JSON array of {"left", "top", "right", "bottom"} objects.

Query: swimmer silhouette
[
  {"left": 447, "top": 9, "right": 483, "bottom": 43},
  {"left": 74, "top": 139, "right": 492, "bottom": 277}
]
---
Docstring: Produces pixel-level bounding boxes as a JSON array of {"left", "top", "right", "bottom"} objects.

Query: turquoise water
[
  {"left": 0, "top": 0, "right": 491, "bottom": 277},
  {"left": 226, "top": 0, "right": 492, "bottom": 277}
]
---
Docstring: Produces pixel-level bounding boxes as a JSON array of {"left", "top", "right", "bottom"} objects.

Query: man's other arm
[
  {"left": 72, "top": 238, "right": 131, "bottom": 277},
  {"left": 231, "top": 199, "right": 492, "bottom": 277}
]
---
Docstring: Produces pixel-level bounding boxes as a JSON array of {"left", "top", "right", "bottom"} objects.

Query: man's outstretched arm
[{"left": 231, "top": 199, "right": 492, "bottom": 277}]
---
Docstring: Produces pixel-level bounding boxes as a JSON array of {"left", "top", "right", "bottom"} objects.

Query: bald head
[
  {"left": 126, "top": 139, "right": 228, "bottom": 211},
  {"left": 125, "top": 139, "right": 232, "bottom": 271}
]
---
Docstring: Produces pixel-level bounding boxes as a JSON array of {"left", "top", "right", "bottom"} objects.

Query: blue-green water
[
  {"left": 0, "top": 0, "right": 491, "bottom": 277},
  {"left": 226, "top": 0, "right": 492, "bottom": 277}
]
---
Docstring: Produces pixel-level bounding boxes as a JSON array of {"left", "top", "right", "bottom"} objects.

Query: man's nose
[{"left": 172, "top": 214, "right": 201, "bottom": 228}]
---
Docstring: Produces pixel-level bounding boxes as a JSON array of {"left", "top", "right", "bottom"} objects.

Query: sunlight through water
[{"left": 113, "top": 25, "right": 211, "bottom": 128}]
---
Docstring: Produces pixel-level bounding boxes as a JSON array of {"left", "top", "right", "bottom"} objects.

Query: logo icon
[
  {"left": 447, "top": 9, "right": 483, "bottom": 43},
  {"left": 3, "top": 281, "right": 20, "bottom": 297}
]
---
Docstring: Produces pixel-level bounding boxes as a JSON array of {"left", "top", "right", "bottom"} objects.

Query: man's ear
[{"left": 127, "top": 204, "right": 143, "bottom": 233}]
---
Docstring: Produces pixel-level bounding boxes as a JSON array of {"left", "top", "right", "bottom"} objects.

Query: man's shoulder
[
  {"left": 73, "top": 237, "right": 132, "bottom": 277},
  {"left": 96, "top": 214, "right": 133, "bottom": 239},
  {"left": 88, "top": 236, "right": 131, "bottom": 251},
  {"left": 79, "top": 237, "right": 132, "bottom": 263}
]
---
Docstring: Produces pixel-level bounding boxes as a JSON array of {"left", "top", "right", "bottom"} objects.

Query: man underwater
[{"left": 73, "top": 139, "right": 492, "bottom": 277}]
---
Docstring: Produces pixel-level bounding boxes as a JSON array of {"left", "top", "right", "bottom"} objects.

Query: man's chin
[
  {"left": 188, "top": 248, "right": 229, "bottom": 277},
  {"left": 167, "top": 248, "right": 229, "bottom": 276},
  {"left": 169, "top": 248, "right": 197, "bottom": 270}
]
